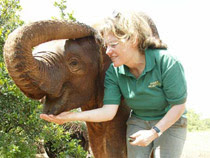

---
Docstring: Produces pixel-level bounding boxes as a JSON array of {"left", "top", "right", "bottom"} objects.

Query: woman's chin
[{"left": 113, "top": 62, "right": 122, "bottom": 67}]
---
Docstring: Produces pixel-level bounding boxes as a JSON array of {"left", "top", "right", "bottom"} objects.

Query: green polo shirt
[{"left": 103, "top": 49, "right": 187, "bottom": 120}]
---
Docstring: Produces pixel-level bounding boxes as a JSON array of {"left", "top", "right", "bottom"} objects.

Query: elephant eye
[
  {"left": 70, "top": 60, "right": 78, "bottom": 66},
  {"left": 69, "top": 58, "right": 81, "bottom": 72}
]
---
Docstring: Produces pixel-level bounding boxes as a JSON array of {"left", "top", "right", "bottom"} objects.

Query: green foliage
[
  {"left": 52, "top": 0, "right": 76, "bottom": 21},
  {"left": 0, "top": 60, "right": 41, "bottom": 156},
  {"left": 187, "top": 109, "right": 210, "bottom": 132},
  {"left": 42, "top": 122, "right": 88, "bottom": 158},
  {"left": 0, "top": 0, "right": 24, "bottom": 61},
  {"left": 203, "top": 118, "right": 210, "bottom": 128},
  {"left": 0, "top": 0, "right": 88, "bottom": 157},
  {"left": 0, "top": 1, "right": 30, "bottom": 156}
]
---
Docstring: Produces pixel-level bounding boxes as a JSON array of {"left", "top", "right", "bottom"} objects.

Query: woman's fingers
[
  {"left": 40, "top": 114, "right": 64, "bottom": 124},
  {"left": 130, "top": 136, "right": 143, "bottom": 146},
  {"left": 40, "top": 114, "right": 51, "bottom": 119},
  {"left": 130, "top": 130, "right": 156, "bottom": 146},
  {"left": 130, "top": 130, "right": 142, "bottom": 138},
  {"left": 40, "top": 114, "right": 54, "bottom": 122}
]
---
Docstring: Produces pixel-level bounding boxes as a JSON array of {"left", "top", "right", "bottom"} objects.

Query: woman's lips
[{"left": 110, "top": 56, "right": 118, "bottom": 61}]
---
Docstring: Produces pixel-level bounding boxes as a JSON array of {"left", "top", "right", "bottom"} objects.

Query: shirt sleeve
[
  {"left": 103, "top": 64, "right": 121, "bottom": 105},
  {"left": 162, "top": 59, "right": 187, "bottom": 106}
]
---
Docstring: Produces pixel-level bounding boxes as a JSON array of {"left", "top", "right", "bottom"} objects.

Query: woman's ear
[{"left": 132, "top": 37, "right": 139, "bottom": 48}]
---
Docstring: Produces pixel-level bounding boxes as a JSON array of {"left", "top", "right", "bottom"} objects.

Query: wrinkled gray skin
[{"left": 4, "top": 14, "right": 164, "bottom": 158}]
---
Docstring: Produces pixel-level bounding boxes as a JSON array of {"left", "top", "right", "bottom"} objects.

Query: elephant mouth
[
  {"left": 42, "top": 93, "right": 68, "bottom": 115},
  {"left": 42, "top": 87, "right": 85, "bottom": 115},
  {"left": 43, "top": 97, "right": 69, "bottom": 115}
]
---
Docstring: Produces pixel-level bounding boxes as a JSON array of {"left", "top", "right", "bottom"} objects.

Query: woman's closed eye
[
  {"left": 105, "top": 42, "right": 119, "bottom": 49},
  {"left": 110, "top": 42, "right": 119, "bottom": 47}
]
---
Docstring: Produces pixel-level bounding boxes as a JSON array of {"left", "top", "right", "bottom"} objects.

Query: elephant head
[{"left": 3, "top": 20, "right": 104, "bottom": 114}]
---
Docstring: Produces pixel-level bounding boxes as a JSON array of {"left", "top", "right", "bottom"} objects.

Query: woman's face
[{"left": 103, "top": 32, "right": 138, "bottom": 67}]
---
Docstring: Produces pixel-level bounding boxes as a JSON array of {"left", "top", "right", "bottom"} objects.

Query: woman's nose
[{"left": 106, "top": 46, "right": 112, "bottom": 56}]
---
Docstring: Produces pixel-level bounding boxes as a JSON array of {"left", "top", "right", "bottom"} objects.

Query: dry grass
[{"left": 182, "top": 131, "right": 210, "bottom": 158}]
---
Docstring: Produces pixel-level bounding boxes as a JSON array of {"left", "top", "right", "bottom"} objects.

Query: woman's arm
[
  {"left": 40, "top": 104, "right": 119, "bottom": 125},
  {"left": 154, "top": 103, "right": 186, "bottom": 133},
  {"left": 130, "top": 103, "right": 186, "bottom": 146}
]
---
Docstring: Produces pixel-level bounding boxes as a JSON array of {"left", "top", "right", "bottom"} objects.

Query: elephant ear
[{"left": 3, "top": 20, "right": 96, "bottom": 99}]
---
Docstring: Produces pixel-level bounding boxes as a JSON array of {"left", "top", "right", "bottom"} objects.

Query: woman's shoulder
[{"left": 147, "top": 49, "right": 180, "bottom": 66}]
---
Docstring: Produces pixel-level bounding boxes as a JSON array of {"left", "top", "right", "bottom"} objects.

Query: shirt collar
[
  {"left": 118, "top": 65, "right": 132, "bottom": 77},
  {"left": 118, "top": 49, "right": 156, "bottom": 77},
  {"left": 144, "top": 49, "right": 156, "bottom": 73}
]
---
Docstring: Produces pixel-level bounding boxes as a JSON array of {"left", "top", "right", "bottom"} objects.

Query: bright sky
[{"left": 20, "top": 0, "right": 210, "bottom": 118}]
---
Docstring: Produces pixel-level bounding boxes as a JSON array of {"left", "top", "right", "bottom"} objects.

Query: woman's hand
[
  {"left": 129, "top": 129, "right": 158, "bottom": 147},
  {"left": 40, "top": 111, "right": 74, "bottom": 125}
]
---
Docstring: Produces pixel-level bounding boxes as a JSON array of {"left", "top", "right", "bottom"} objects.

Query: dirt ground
[{"left": 182, "top": 131, "right": 210, "bottom": 158}]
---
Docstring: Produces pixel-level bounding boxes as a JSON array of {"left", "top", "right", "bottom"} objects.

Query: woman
[{"left": 40, "top": 11, "right": 187, "bottom": 158}]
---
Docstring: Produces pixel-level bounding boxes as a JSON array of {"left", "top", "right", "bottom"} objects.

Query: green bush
[
  {"left": 187, "top": 109, "right": 210, "bottom": 132},
  {"left": 42, "top": 122, "right": 88, "bottom": 158},
  {"left": 0, "top": 54, "right": 88, "bottom": 158},
  {"left": 0, "top": 0, "right": 88, "bottom": 157}
]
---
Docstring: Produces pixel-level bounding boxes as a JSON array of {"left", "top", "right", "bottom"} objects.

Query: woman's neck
[{"left": 126, "top": 50, "right": 146, "bottom": 78}]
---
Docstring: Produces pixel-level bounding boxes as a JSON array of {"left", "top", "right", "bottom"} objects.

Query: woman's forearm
[
  {"left": 69, "top": 105, "right": 119, "bottom": 122},
  {"left": 155, "top": 103, "right": 186, "bottom": 133}
]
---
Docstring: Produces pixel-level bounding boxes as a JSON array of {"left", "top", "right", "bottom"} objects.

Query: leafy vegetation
[
  {"left": 0, "top": 0, "right": 88, "bottom": 157},
  {"left": 187, "top": 109, "right": 210, "bottom": 132},
  {"left": 0, "top": 0, "right": 24, "bottom": 61},
  {"left": 52, "top": 0, "right": 76, "bottom": 21}
]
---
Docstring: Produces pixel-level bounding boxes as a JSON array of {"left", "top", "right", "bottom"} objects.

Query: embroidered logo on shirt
[{"left": 148, "top": 81, "right": 161, "bottom": 88}]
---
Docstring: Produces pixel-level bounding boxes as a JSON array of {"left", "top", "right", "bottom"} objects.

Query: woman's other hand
[{"left": 129, "top": 129, "right": 158, "bottom": 147}]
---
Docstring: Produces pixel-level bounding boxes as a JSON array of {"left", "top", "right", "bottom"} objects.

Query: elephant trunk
[{"left": 3, "top": 20, "right": 94, "bottom": 99}]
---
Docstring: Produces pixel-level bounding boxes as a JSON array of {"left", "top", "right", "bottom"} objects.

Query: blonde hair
[{"left": 94, "top": 11, "right": 167, "bottom": 51}]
